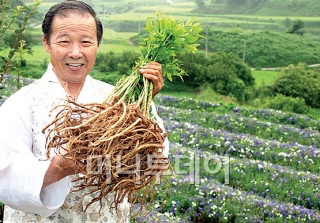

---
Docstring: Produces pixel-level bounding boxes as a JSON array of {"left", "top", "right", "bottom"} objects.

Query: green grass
[
  {"left": 310, "top": 108, "right": 320, "bottom": 119},
  {"left": 251, "top": 70, "right": 280, "bottom": 86},
  {"left": 23, "top": 45, "right": 49, "bottom": 62},
  {"left": 104, "top": 29, "right": 137, "bottom": 40},
  {"left": 98, "top": 43, "right": 139, "bottom": 54},
  {"left": 158, "top": 91, "right": 197, "bottom": 99},
  {"left": 0, "top": 45, "right": 49, "bottom": 63}
]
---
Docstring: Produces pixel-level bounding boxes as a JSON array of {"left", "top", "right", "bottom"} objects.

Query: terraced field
[{"left": 131, "top": 95, "right": 320, "bottom": 223}]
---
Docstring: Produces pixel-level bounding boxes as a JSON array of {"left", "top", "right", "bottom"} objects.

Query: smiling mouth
[
  {"left": 66, "top": 63, "right": 84, "bottom": 71},
  {"left": 67, "top": 63, "right": 83, "bottom": 67}
]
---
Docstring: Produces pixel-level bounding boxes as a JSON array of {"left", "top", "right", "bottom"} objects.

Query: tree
[
  {"left": 287, "top": 19, "right": 305, "bottom": 36},
  {"left": 0, "top": 0, "right": 41, "bottom": 83},
  {"left": 178, "top": 52, "right": 254, "bottom": 102},
  {"left": 272, "top": 63, "right": 320, "bottom": 108},
  {"left": 176, "top": 53, "right": 206, "bottom": 88},
  {"left": 203, "top": 52, "right": 254, "bottom": 102},
  {"left": 194, "top": 0, "right": 205, "bottom": 8}
]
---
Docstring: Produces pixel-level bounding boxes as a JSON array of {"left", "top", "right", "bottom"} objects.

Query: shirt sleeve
[
  {"left": 151, "top": 102, "right": 169, "bottom": 157},
  {"left": 0, "top": 92, "right": 72, "bottom": 217}
]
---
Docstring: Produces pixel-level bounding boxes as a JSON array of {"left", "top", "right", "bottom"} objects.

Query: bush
[
  {"left": 268, "top": 94, "right": 311, "bottom": 114},
  {"left": 94, "top": 51, "right": 139, "bottom": 74},
  {"left": 196, "top": 84, "right": 236, "bottom": 104},
  {"left": 20, "top": 64, "right": 46, "bottom": 79},
  {"left": 272, "top": 63, "right": 320, "bottom": 108},
  {"left": 90, "top": 70, "right": 122, "bottom": 86}
]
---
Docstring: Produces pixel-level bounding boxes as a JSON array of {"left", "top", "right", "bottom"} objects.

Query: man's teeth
[{"left": 69, "top": 64, "right": 81, "bottom": 67}]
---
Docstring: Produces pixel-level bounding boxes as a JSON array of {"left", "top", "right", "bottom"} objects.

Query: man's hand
[
  {"left": 42, "top": 154, "right": 85, "bottom": 188},
  {"left": 139, "top": 61, "right": 164, "bottom": 98}
]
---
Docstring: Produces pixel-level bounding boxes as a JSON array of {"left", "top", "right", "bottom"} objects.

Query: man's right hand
[{"left": 42, "top": 154, "right": 85, "bottom": 188}]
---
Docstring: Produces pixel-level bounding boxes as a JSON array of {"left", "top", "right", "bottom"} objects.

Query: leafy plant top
[
  {"left": 105, "top": 11, "right": 204, "bottom": 117},
  {"left": 139, "top": 11, "right": 203, "bottom": 81}
]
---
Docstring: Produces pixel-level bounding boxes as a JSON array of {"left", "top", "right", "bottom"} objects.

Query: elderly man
[{"left": 0, "top": 1, "right": 167, "bottom": 222}]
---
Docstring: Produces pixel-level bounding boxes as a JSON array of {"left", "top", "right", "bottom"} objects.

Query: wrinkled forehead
[
  {"left": 50, "top": 12, "right": 97, "bottom": 38},
  {"left": 51, "top": 10, "right": 96, "bottom": 31}
]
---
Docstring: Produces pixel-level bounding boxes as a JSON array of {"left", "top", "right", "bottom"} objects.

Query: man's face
[{"left": 42, "top": 12, "right": 98, "bottom": 84}]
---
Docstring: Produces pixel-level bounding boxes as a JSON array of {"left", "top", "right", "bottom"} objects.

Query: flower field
[{"left": 132, "top": 95, "right": 320, "bottom": 223}]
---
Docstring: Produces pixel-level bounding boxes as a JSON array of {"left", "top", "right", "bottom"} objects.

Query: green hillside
[
  {"left": 205, "top": 0, "right": 320, "bottom": 16},
  {"left": 199, "top": 28, "right": 320, "bottom": 67}
]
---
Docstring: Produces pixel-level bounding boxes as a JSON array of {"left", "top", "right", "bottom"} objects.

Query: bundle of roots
[{"left": 42, "top": 97, "right": 170, "bottom": 214}]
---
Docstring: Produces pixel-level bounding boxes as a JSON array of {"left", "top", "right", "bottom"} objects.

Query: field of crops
[{"left": 130, "top": 95, "right": 320, "bottom": 223}]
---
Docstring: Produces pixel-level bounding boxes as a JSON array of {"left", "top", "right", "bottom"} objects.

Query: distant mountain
[{"left": 197, "top": 0, "right": 320, "bottom": 16}]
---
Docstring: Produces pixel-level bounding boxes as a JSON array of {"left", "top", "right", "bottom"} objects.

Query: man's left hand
[{"left": 139, "top": 61, "right": 164, "bottom": 98}]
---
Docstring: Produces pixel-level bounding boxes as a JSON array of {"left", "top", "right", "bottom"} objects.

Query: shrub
[
  {"left": 90, "top": 70, "right": 122, "bottom": 86},
  {"left": 272, "top": 63, "right": 320, "bottom": 108},
  {"left": 268, "top": 94, "right": 311, "bottom": 114}
]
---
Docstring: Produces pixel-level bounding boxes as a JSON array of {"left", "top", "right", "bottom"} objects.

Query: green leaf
[
  {"left": 172, "top": 27, "right": 185, "bottom": 37},
  {"left": 184, "top": 35, "right": 200, "bottom": 43},
  {"left": 185, "top": 17, "right": 196, "bottom": 27},
  {"left": 145, "top": 18, "right": 153, "bottom": 32},
  {"left": 183, "top": 43, "right": 199, "bottom": 53},
  {"left": 166, "top": 72, "right": 172, "bottom": 82}
]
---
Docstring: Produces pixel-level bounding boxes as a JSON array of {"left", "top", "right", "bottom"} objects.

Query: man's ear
[{"left": 42, "top": 35, "right": 51, "bottom": 53}]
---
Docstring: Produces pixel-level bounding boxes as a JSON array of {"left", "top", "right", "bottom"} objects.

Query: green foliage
[
  {"left": 105, "top": 20, "right": 142, "bottom": 33},
  {"left": 160, "top": 77, "right": 194, "bottom": 93},
  {"left": 199, "top": 0, "right": 320, "bottom": 16},
  {"left": 19, "top": 62, "right": 46, "bottom": 79},
  {"left": 268, "top": 94, "right": 311, "bottom": 114},
  {"left": 195, "top": 84, "right": 237, "bottom": 104},
  {"left": 199, "top": 29, "right": 320, "bottom": 67},
  {"left": 90, "top": 70, "right": 121, "bottom": 86},
  {"left": 186, "top": 57, "right": 206, "bottom": 87},
  {"left": 309, "top": 108, "right": 320, "bottom": 120},
  {"left": 272, "top": 63, "right": 320, "bottom": 108},
  {"left": 193, "top": 0, "right": 205, "bottom": 8},
  {"left": 1, "top": 30, "right": 38, "bottom": 50},
  {"left": 0, "top": 0, "right": 41, "bottom": 84},
  {"left": 139, "top": 11, "right": 203, "bottom": 81},
  {"left": 254, "top": 84, "right": 274, "bottom": 99},
  {"left": 287, "top": 19, "right": 305, "bottom": 36},
  {"left": 94, "top": 51, "right": 139, "bottom": 73},
  {"left": 173, "top": 51, "right": 255, "bottom": 103}
]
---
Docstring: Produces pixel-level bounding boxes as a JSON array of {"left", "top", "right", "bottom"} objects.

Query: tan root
[{"left": 42, "top": 98, "right": 170, "bottom": 216}]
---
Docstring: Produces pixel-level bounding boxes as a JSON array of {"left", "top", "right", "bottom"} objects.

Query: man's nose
[{"left": 69, "top": 43, "right": 82, "bottom": 58}]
